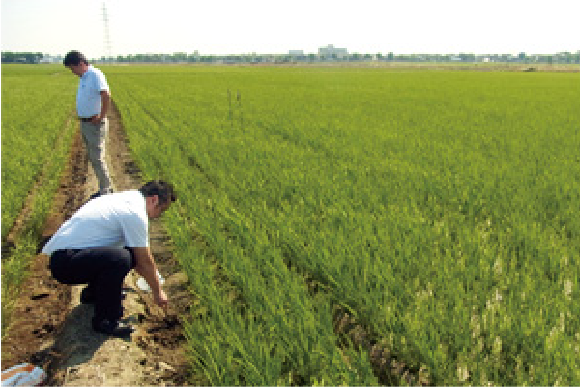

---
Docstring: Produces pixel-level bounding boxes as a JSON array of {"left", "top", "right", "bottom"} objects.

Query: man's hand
[
  {"left": 90, "top": 114, "right": 103, "bottom": 124},
  {"left": 132, "top": 246, "right": 168, "bottom": 309},
  {"left": 153, "top": 288, "right": 168, "bottom": 309}
]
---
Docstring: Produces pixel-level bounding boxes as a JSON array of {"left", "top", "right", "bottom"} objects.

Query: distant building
[
  {"left": 318, "top": 44, "right": 348, "bottom": 59},
  {"left": 289, "top": 50, "right": 304, "bottom": 56},
  {"left": 40, "top": 55, "right": 61, "bottom": 64}
]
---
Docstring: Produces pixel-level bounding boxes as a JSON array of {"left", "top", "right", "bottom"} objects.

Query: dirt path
[{"left": 1, "top": 103, "right": 192, "bottom": 386}]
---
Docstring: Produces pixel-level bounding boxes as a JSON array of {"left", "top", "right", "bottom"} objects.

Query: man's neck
[{"left": 79, "top": 63, "right": 90, "bottom": 76}]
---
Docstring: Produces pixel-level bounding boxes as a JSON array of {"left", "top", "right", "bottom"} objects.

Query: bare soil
[{"left": 1, "top": 103, "right": 193, "bottom": 386}]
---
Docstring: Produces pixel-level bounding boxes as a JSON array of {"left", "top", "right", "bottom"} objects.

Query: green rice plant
[
  {"left": 1, "top": 65, "right": 76, "bottom": 336},
  {"left": 1, "top": 64, "right": 75, "bottom": 239},
  {"left": 106, "top": 65, "right": 580, "bottom": 385}
]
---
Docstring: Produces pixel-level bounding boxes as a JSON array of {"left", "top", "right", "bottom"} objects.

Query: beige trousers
[{"left": 80, "top": 118, "right": 112, "bottom": 194}]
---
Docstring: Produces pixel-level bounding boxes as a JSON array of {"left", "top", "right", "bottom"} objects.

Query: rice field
[
  {"left": 1, "top": 64, "right": 76, "bottom": 333},
  {"left": 3, "top": 64, "right": 579, "bottom": 384},
  {"left": 105, "top": 66, "right": 580, "bottom": 385}
]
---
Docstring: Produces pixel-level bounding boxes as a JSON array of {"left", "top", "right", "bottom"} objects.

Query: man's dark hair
[
  {"left": 139, "top": 180, "right": 176, "bottom": 205},
  {"left": 63, "top": 50, "right": 88, "bottom": 67}
]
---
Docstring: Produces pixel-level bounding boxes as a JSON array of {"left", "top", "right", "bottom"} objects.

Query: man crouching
[{"left": 42, "top": 180, "right": 176, "bottom": 337}]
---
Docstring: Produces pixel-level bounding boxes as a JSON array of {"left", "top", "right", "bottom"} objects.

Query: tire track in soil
[{"left": 1, "top": 103, "right": 192, "bottom": 386}]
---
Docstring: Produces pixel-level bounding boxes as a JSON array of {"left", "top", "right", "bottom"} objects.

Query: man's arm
[
  {"left": 92, "top": 90, "right": 110, "bottom": 123},
  {"left": 131, "top": 246, "right": 168, "bottom": 308}
]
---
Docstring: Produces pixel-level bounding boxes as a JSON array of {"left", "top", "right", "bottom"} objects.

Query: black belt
[{"left": 79, "top": 117, "right": 94, "bottom": 122}]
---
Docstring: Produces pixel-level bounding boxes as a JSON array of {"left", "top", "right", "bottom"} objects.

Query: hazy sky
[{"left": 1, "top": 0, "right": 578, "bottom": 58}]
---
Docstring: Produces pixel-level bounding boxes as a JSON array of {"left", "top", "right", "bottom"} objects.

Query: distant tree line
[
  {"left": 94, "top": 51, "right": 580, "bottom": 65},
  {"left": 1, "top": 52, "right": 44, "bottom": 63},
  {"left": 3, "top": 50, "right": 579, "bottom": 65}
]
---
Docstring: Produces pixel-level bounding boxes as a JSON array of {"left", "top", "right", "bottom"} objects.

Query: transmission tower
[{"left": 102, "top": 3, "right": 113, "bottom": 60}]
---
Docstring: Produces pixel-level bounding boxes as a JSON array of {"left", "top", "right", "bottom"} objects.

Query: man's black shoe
[
  {"left": 86, "top": 189, "right": 114, "bottom": 204},
  {"left": 80, "top": 286, "right": 96, "bottom": 304},
  {"left": 89, "top": 191, "right": 102, "bottom": 200},
  {"left": 92, "top": 318, "right": 134, "bottom": 338}
]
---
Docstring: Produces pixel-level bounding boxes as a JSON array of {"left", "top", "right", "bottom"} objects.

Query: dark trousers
[{"left": 49, "top": 247, "right": 135, "bottom": 321}]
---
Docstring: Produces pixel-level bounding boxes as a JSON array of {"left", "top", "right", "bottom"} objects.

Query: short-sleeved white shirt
[
  {"left": 76, "top": 65, "right": 110, "bottom": 118},
  {"left": 42, "top": 190, "right": 148, "bottom": 256}
]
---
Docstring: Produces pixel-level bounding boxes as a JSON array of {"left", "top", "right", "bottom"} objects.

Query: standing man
[
  {"left": 42, "top": 181, "right": 176, "bottom": 337},
  {"left": 64, "top": 50, "right": 113, "bottom": 198}
]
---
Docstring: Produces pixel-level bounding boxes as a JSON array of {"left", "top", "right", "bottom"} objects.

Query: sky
[{"left": 1, "top": 0, "right": 578, "bottom": 59}]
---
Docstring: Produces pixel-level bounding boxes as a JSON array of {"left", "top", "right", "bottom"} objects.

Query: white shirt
[
  {"left": 76, "top": 65, "right": 110, "bottom": 118},
  {"left": 42, "top": 190, "right": 149, "bottom": 256}
]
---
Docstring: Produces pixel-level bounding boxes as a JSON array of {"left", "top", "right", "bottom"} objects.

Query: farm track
[{"left": 1, "top": 102, "right": 192, "bottom": 386}]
